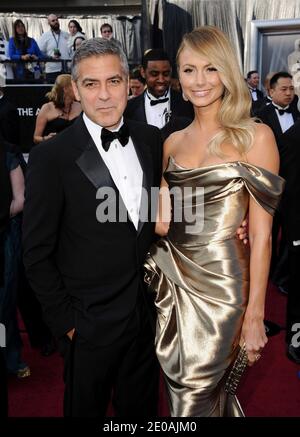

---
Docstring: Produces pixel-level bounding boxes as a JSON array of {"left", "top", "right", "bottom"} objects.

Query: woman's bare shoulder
[
  {"left": 39, "top": 101, "right": 55, "bottom": 115},
  {"left": 247, "top": 123, "right": 279, "bottom": 173},
  {"left": 163, "top": 128, "right": 187, "bottom": 158}
]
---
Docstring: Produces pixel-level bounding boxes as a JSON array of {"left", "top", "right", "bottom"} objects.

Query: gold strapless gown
[{"left": 144, "top": 157, "right": 284, "bottom": 417}]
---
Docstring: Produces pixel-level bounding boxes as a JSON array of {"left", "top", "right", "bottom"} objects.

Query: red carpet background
[{"left": 7, "top": 283, "right": 300, "bottom": 417}]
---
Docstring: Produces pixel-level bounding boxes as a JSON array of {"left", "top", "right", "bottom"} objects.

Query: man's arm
[
  {"left": 37, "top": 33, "right": 47, "bottom": 56},
  {"left": 22, "top": 143, "right": 74, "bottom": 338},
  {"left": 0, "top": 101, "right": 20, "bottom": 146}
]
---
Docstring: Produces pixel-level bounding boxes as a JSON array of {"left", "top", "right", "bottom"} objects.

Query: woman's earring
[{"left": 182, "top": 92, "right": 188, "bottom": 102}]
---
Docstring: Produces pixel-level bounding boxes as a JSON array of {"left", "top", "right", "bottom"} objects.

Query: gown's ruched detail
[{"left": 144, "top": 157, "right": 284, "bottom": 417}]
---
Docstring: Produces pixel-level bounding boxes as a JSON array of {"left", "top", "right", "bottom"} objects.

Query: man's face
[
  {"left": 142, "top": 60, "right": 172, "bottom": 98},
  {"left": 101, "top": 26, "right": 113, "bottom": 40},
  {"left": 48, "top": 15, "right": 60, "bottom": 32},
  {"left": 270, "top": 77, "right": 295, "bottom": 107},
  {"left": 247, "top": 73, "right": 259, "bottom": 88},
  {"left": 72, "top": 54, "right": 129, "bottom": 130}
]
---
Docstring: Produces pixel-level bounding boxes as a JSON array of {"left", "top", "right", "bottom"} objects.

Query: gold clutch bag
[{"left": 224, "top": 344, "right": 248, "bottom": 395}]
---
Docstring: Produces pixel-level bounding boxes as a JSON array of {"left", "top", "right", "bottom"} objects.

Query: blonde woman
[
  {"left": 33, "top": 74, "right": 81, "bottom": 144},
  {"left": 144, "top": 26, "right": 284, "bottom": 416}
]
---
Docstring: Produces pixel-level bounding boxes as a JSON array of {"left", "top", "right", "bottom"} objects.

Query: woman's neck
[{"left": 61, "top": 102, "right": 73, "bottom": 117}]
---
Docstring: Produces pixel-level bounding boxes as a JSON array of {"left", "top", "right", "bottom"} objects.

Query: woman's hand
[
  {"left": 44, "top": 132, "right": 57, "bottom": 141},
  {"left": 21, "top": 54, "right": 31, "bottom": 61},
  {"left": 236, "top": 218, "right": 248, "bottom": 244},
  {"left": 240, "top": 315, "right": 268, "bottom": 366}
]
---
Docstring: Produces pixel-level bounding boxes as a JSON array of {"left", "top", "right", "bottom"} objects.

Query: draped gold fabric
[{"left": 145, "top": 158, "right": 284, "bottom": 417}]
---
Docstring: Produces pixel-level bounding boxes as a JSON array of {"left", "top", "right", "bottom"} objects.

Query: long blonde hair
[
  {"left": 177, "top": 26, "right": 256, "bottom": 157},
  {"left": 45, "top": 74, "right": 72, "bottom": 109}
]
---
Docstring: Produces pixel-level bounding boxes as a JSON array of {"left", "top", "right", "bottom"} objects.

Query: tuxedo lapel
[
  {"left": 268, "top": 106, "right": 284, "bottom": 138},
  {"left": 137, "top": 93, "right": 147, "bottom": 123},
  {"left": 75, "top": 116, "right": 139, "bottom": 233},
  {"left": 76, "top": 133, "right": 114, "bottom": 190},
  {"left": 291, "top": 107, "right": 300, "bottom": 123}
]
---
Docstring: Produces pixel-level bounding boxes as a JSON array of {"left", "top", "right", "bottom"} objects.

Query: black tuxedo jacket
[
  {"left": 250, "top": 88, "right": 264, "bottom": 101},
  {"left": 0, "top": 95, "right": 20, "bottom": 146},
  {"left": 0, "top": 143, "right": 11, "bottom": 286},
  {"left": 257, "top": 103, "right": 300, "bottom": 143},
  {"left": 124, "top": 88, "right": 194, "bottom": 126},
  {"left": 278, "top": 120, "right": 300, "bottom": 245},
  {"left": 22, "top": 115, "right": 162, "bottom": 346}
]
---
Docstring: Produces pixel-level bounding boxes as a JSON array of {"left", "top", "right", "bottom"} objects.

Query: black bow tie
[
  {"left": 150, "top": 97, "right": 169, "bottom": 106},
  {"left": 272, "top": 103, "right": 292, "bottom": 115},
  {"left": 101, "top": 123, "right": 129, "bottom": 152}
]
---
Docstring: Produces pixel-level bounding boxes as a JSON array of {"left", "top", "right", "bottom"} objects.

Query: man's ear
[{"left": 72, "top": 80, "right": 80, "bottom": 102}]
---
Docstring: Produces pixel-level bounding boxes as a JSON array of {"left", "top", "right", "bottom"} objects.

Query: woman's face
[
  {"left": 178, "top": 46, "right": 225, "bottom": 109},
  {"left": 16, "top": 22, "right": 26, "bottom": 36},
  {"left": 68, "top": 22, "right": 78, "bottom": 36}
]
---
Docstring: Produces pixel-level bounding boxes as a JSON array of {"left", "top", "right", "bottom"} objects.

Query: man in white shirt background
[
  {"left": 38, "top": 14, "right": 70, "bottom": 83},
  {"left": 124, "top": 48, "right": 193, "bottom": 132}
]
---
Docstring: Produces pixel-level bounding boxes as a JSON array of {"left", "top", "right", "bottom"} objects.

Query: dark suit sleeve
[
  {"left": 0, "top": 146, "right": 11, "bottom": 287},
  {"left": 0, "top": 103, "right": 20, "bottom": 146},
  {"left": 124, "top": 94, "right": 145, "bottom": 123},
  {"left": 279, "top": 129, "right": 300, "bottom": 245},
  {"left": 22, "top": 144, "right": 74, "bottom": 338}
]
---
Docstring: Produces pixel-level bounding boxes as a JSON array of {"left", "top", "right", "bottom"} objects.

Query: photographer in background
[{"left": 8, "top": 19, "right": 44, "bottom": 82}]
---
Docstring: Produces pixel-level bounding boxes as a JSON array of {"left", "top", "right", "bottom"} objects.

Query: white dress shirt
[
  {"left": 144, "top": 88, "right": 171, "bottom": 129},
  {"left": 38, "top": 30, "right": 70, "bottom": 73},
  {"left": 248, "top": 87, "right": 258, "bottom": 101},
  {"left": 273, "top": 104, "right": 294, "bottom": 133},
  {"left": 83, "top": 113, "right": 143, "bottom": 229}
]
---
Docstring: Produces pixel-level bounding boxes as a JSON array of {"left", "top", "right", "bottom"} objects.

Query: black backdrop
[{"left": 5, "top": 84, "right": 51, "bottom": 153}]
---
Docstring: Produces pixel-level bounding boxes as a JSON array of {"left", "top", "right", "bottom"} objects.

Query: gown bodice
[{"left": 165, "top": 156, "right": 284, "bottom": 246}]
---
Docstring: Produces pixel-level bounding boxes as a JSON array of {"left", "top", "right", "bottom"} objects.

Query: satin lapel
[
  {"left": 128, "top": 121, "right": 153, "bottom": 235},
  {"left": 76, "top": 136, "right": 114, "bottom": 189},
  {"left": 75, "top": 117, "right": 136, "bottom": 233},
  {"left": 137, "top": 93, "right": 147, "bottom": 123},
  {"left": 269, "top": 107, "right": 283, "bottom": 137},
  {"left": 291, "top": 108, "right": 300, "bottom": 123}
]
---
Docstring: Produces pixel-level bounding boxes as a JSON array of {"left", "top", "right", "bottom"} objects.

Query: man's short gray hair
[{"left": 71, "top": 37, "right": 129, "bottom": 81}]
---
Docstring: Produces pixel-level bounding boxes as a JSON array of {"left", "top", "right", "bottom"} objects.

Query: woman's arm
[
  {"left": 9, "top": 164, "right": 25, "bottom": 217},
  {"left": 241, "top": 123, "right": 280, "bottom": 365},
  {"left": 8, "top": 38, "right": 31, "bottom": 61},
  {"left": 155, "top": 134, "right": 178, "bottom": 236},
  {"left": 33, "top": 104, "right": 56, "bottom": 144},
  {"left": 31, "top": 38, "right": 45, "bottom": 60},
  {"left": 8, "top": 38, "right": 21, "bottom": 60}
]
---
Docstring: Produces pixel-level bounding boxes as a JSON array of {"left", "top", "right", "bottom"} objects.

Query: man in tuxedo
[
  {"left": 0, "top": 142, "right": 11, "bottom": 417},
  {"left": 247, "top": 70, "right": 264, "bottom": 102},
  {"left": 278, "top": 120, "right": 300, "bottom": 364},
  {"left": 23, "top": 38, "right": 161, "bottom": 417},
  {"left": 124, "top": 49, "right": 193, "bottom": 131},
  {"left": 257, "top": 72, "right": 300, "bottom": 292},
  {"left": 257, "top": 72, "right": 300, "bottom": 143}
]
